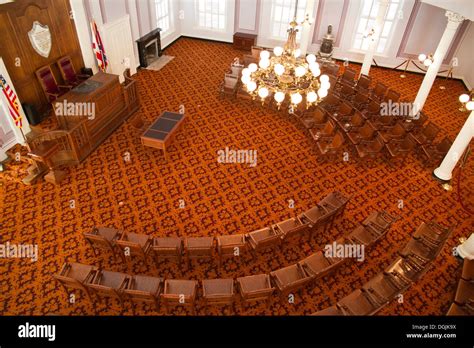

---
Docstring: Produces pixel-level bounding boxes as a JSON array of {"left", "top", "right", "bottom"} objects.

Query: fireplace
[{"left": 137, "top": 28, "right": 162, "bottom": 68}]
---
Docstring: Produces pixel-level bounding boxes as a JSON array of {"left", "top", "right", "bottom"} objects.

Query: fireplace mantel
[{"left": 136, "top": 28, "right": 162, "bottom": 68}]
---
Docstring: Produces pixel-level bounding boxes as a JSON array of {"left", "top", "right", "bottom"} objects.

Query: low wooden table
[{"left": 141, "top": 111, "right": 186, "bottom": 159}]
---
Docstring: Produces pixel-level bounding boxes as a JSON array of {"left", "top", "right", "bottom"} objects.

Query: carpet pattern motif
[{"left": 0, "top": 38, "right": 473, "bottom": 316}]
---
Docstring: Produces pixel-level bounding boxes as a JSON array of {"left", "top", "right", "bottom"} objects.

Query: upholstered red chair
[
  {"left": 36, "top": 65, "right": 72, "bottom": 103},
  {"left": 57, "top": 56, "right": 89, "bottom": 86}
]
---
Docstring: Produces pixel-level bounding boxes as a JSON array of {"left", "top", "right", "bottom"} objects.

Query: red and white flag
[
  {"left": 0, "top": 74, "right": 22, "bottom": 129},
  {"left": 90, "top": 19, "right": 108, "bottom": 72}
]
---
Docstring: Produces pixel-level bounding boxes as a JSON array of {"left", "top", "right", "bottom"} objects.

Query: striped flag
[
  {"left": 0, "top": 74, "right": 22, "bottom": 129},
  {"left": 90, "top": 19, "right": 108, "bottom": 72}
]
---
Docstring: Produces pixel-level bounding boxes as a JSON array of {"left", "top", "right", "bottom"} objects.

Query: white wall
[{"left": 453, "top": 21, "right": 474, "bottom": 89}]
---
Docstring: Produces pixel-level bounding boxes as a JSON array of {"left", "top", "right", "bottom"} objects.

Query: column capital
[{"left": 445, "top": 11, "right": 465, "bottom": 24}]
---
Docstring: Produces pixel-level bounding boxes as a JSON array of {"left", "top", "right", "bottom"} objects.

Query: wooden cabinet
[{"left": 233, "top": 33, "right": 257, "bottom": 51}]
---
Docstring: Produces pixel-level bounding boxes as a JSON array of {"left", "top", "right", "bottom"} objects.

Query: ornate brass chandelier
[{"left": 241, "top": 3, "right": 330, "bottom": 111}]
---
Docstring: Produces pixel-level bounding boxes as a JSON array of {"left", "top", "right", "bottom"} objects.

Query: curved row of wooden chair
[
  {"left": 54, "top": 210, "right": 396, "bottom": 315},
  {"left": 83, "top": 191, "right": 351, "bottom": 271},
  {"left": 312, "top": 221, "right": 454, "bottom": 315},
  {"left": 447, "top": 258, "right": 474, "bottom": 315}
]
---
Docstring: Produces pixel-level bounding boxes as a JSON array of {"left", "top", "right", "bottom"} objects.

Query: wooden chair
[
  {"left": 251, "top": 45, "right": 264, "bottom": 59},
  {"left": 236, "top": 274, "right": 275, "bottom": 306},
  {"left": 337, "top": 289, "right": 385, "bottom": 315},
  {"left": 53, "top": 262, "right": 97, "bottom": 302},
  {"left": 385, "top": 255, "right": 428, "bottom": 282},
  {"left": 57, "top": 56, "right": 89, "bottom": 86},
  {"left": 355, "top": 134, "right": 385, "bottom": 160},
  {"left": 369, "top": 82, "right": 388, "bottom": 102},
  {"left": 161, "top": 279, "right": 198, "bottom": 314},
  {"left": 273, "top": 217, "right": 309, "bottom": 245},
  {"left": 411, "top": 122, "right": 441, "bottom": 145},
  {"left": 298, "top": 203, "right": 337, "bottom": 236},
  {"left": 202, "top": 278, "right": 236, "bottom": 312},
  {"left": 243, "top": 54, "right": 257, "bottom": 66},
  {"left": 298, "top": 251, "right": 338, "bottom": 278},
  {"left": 401, "top": 111, "right": 428, "bottom": 132},
  {"left": 339, "top": 110, "right": 366, "bottom": 132},
  {"left": 331, "top": 101, "right": 354, "bottom": 121},
  {"left": 362, "top": 272, "right": 412, "bottom": 304},
  {"left": 309, "top": 119, "right": 337, "bottom": 141},
  {"left": 315, "top": 131, "right": 345, "bottom": 160},
  {"left": 356, "top": 74, "right": 372, "bottom": 93},
  {"left": 371, "top": 114, "right": 396, "bottom": 131},
  {"left": 270, "top": 264, "right": 312, "bottom": 297},
  {"left": 247, "top": 227, "right": 281, "bottom": 254},
  {"left": 447, "top": 301, "right": 474, "bottom": 316},
  {"left": 384, "top": 134, "right": 417, "bottom": 163},
  {"left": 311, "top": 305, "right": 347, "bottom": 316},
  {"left": 462, "top": 258, "right": 474, "bottom": 281},
  {"left": 129, "top": 114, "right": 150, "bottom": 133},
  {"left": 319, "top": 93, "right": 341, "bottom": 113},
  {"left": 412, "top": 221, "right": 452, "bottom": 245},
  {"left": 322, "top": 62, "right": 340, "bottom": 77},
  {"left": 383, "top": 89, "right": 401, "bottom": 103},
  {"left": 298, "top": 107, "right": 328, "bottom": 130},
  {"left": 122, "top": 274, "right": 163, "bottom": 313},
  {"left": 337, "top": 83, "right": 356, "bottom": 101},
  {"left": 83, "top": 227, "right": 122, "bottom": 261},
  {"left": 116, "top": 231, "right": 152, "bottom": 263},
  {"left": 346, "top": 121, "right": 377, "bottom": 145},
  {"left": 420, "top": 137, "right": 452, "bottom": 165},
  {"left": 339, "top": 68, "right": 357, "bottom": 87},
  {"left": 454, "top": 279, "right": 474, "bottom": 306},
  {"left": 352, "top": 91, "right": 370, "bottom": 110},
  {"left": 35, "top": 65, "right": 72, "bottom": 103},
  {"left": 347, "top": 225, "right": 384, "bottom": 246},
  {"left": 85, "top": 269, "right": 128, "bottom": 311},
  {"left": 318, "top": 191, "right": 351, "bottom": 220},
  {"left": 152, "top": 237, "right": 183, "bottom": 268},
  {"left": 230, "top": 63, "right": 244, "bottom": 77},
  {"left": 216, "top": 234, "right": 247, "bottom": 267},
  {"left": 219, "top": 73, "right": 239, "bottom": 98},
  {"left": 377, "top": 121, "right": 407, "bottom": 143},
  {"left": 362, "top": 211, "right": 399, "bottom": 236},
  {"left": 362, "top": 99, "right": 381, "bottom": 119},
  {"left": 184, "top": 237, "right": 214, "bottom": 268}
]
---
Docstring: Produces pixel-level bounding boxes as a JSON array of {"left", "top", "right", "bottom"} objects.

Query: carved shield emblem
[{"left": 28, "top": 21, "right": 52, "bottom": 58}]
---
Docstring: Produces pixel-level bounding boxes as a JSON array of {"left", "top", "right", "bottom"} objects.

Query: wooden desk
[{"left": 141, "top": 111, "right": 186, "bottom": 159}]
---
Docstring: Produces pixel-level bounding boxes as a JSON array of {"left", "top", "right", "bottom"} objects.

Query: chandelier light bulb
[
  {"left": 260, "top": 50, "right": 270, "bottom": 60},
  {"left": 418, "top": 54, "right": 427, "bottom": 62},
  {"left": 258, "top": 87, "right": 269, "bottom": 99},
  {"left": 274, "top": 46, "right": 284, "bottom": 57},
  {"left": 306, "top": 54, "right": 316, "bottom": 64},
  {"left": 242, "top": 68, "right": 251, "bottom": 77},
  {"left": 424, "top": 58, "right": 433, "bottom": 67},
  {"left": 318, "top": 88, "right": 328, "bottom": 98},
  {"left": 459, "top": 94, "right": 470, "bottom": 103},
  {"left": 295, "top": 66, "right": 307, "bottom": 78},
  {"left": 294, "top": 49, "right": 301, "bottom": 58},
  {"left": 320, "top": 74, "right": 329, "bottom": 83},
  {"left": 274, "top": 64, "right": 285, "bottom": 76},
  {"left": 259, "top": 59, "right": 270, "bottom": 69},
  {"left": 320, "top": 81, "right": 331, "bottom": 90},
  {"left": 291, "top": 93, "right": 302, "bottom": 105},
  {"left": 241, "top": 75, "right": 250, "bottom": 85},
  {"left": 466, "top": 101, "right": 474, "bottom": 111},
  {"left": 274, "top": 91, "right": 285, "bottom": 103},
  {"left": 307, "top": 91, "right": 317, "bottom": 103},
  {"left": 310, "top": 67, "right": 321, "bottom": 77},
  {"left": 248, "top": 63, "right": 258, "bottom": 73},
  {"left": 247, "top": 81, "right": 257, "bottom": 92}
]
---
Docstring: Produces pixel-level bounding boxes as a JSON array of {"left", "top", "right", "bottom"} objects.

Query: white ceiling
[{"left": 422, "top": 0, "right": 474, "bottom": 21}]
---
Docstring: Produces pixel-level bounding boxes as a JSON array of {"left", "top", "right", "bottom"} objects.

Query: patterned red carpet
[{"left": 0, "top": 38, "right": 473, "bottom": 316}]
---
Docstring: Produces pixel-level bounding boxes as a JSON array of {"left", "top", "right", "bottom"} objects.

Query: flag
[
  {"left": 0, "top": 74, "right": 22, "bottom": 128},
  {"left": 90, "top": 19, "right": 108, "bottom": 72}
]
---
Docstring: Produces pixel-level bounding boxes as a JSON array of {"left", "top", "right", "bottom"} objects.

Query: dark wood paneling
[{"left": 0, "top": 0, "right": 85, "bottom": 111}]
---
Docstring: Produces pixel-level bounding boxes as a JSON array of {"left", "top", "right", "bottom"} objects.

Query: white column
[
  {"left": 433, "top": 110, "right": 474, "bottom": 181},
  {"left": 299, "top": 0, "right": 316, "bottom": 56},
  {"left": 457, "top": 233, "right": 474, "bottom": 260},
  {"left": 412, "top": 11, "right": 465, "bottom": 113},
  {"left": 360, "top": 0, "right": 390, "bottom": 77}
]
